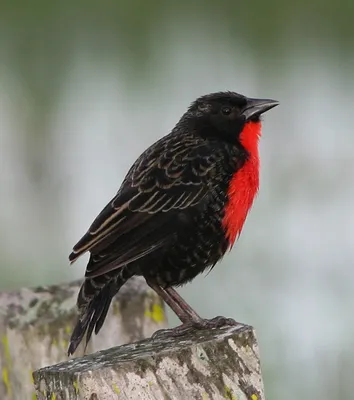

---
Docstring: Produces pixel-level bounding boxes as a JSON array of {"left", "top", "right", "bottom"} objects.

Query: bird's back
[{"left": 67, "top": 90, "right": 277, "bottom": 355}]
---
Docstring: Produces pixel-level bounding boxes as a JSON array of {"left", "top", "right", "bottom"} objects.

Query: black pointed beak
[{"left": 242, "top": 98, "right": 279, "bottom": 121}]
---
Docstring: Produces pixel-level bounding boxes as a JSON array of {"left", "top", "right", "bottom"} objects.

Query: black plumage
[{"left": 68, "top": 92, "right": 278, "bottom": 355}]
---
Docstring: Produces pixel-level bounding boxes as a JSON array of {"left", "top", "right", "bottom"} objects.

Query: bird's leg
[
  {"left": 165, "top": 287, "right": 239, "bottom": 328},
  {"left": 164, "top": 287, "right": 203, "bottom": 322},
  {"left": 146, "top": 281, "right": 191, "bottom": 324},
  {"left": 147, "top": 281, "right": 198, "bottom": 338},
  {"left": 147, "top": 281, "right": 239, "bottom": 339}
]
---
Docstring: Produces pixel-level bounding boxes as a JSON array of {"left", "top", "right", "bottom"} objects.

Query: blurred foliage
[{"left": 1, "top": 0, "right": 354, "bottom": 108}]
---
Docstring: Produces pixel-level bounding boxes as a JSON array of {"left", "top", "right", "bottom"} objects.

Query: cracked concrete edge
[{"left": 34, "top": 324, "right": 265, "bottom": 400}]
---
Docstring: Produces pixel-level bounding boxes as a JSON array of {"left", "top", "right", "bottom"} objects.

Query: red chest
[{"left": 222, "top": 121, "right": 261, "bottom": 247}]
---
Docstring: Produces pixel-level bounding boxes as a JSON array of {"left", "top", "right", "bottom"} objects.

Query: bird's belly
[{"left": 142, "top": 211, "right": 229, "bottom": 287}]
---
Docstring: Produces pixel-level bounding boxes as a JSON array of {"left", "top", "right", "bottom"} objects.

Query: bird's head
[{"left": 186, "top": 91, "right": 279, "bottom": 145}]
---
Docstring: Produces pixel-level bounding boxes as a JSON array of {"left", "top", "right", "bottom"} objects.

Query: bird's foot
[
  {"left": 151, "top": 316, "right": 239, "bottom": 340},
  {"left": 192, "top": 315, "right": 239, "bottom": 329},
  {"left": 151, "top": 322, "right": 195, "bottom": 340}
]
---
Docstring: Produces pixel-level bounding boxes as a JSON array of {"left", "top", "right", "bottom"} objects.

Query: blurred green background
[{"left": 1, "top": 1, "right": 354, "bottom": 398}]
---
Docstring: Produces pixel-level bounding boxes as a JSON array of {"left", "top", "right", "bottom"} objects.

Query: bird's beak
[{"left": 242, "top": 98, "right": 279, "bottom": 121}]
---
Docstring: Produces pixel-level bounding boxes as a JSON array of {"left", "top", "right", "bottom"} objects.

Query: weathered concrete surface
[
  {"left": 0, "top": 277, "right": 166, "bottom": 400},
  {"left": 33, "top": 324, "right": 265, "bottom": 400}
]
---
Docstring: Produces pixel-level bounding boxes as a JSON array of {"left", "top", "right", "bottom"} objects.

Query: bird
[{"left": 67, "top": 91, "right": 278, "bottom": 356}]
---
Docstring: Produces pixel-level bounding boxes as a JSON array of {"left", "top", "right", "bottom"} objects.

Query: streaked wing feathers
[{"left": 69, "top": 135, "right": 220, "bottom": 278}]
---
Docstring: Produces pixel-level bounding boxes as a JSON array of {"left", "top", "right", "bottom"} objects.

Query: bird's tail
[{"left": 67, "top": 266, "right": 134, "bottom": 356}]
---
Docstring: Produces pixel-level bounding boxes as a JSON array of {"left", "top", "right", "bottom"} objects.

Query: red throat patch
[{"left": 222, "top": 121, "right": 261, "bottom": 247}]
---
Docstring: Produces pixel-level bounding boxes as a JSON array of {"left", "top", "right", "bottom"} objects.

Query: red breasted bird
[{"left": 67, "top": 91, "right": 278, "bottom": 356}]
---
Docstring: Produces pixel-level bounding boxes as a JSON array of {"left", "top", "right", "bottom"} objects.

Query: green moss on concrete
[{"left": 33, "top": 324, "right": 265, "bottom": 400}]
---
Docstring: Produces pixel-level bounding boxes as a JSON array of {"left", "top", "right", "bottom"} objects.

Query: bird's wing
[{"left": 69, "top": 135, "right": 221, "bottom": 279}]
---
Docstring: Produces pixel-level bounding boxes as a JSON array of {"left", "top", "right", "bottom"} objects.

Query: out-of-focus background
[{"left": 1, "top": 1, "right": 354, "bottom": 398}]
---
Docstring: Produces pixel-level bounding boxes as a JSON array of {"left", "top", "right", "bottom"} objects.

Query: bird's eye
[{"left": 221, "top": 106, "right": 232, "bottom": 115}]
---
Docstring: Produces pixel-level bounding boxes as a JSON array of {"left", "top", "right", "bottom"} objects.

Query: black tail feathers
[
  {"left": 67, "top": 283, "right": 114, "bottom": 356},
  {"left": 67, "top": 269, "right": 133, "bottom": 356}
]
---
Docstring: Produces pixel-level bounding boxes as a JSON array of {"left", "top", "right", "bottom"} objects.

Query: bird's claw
[
  {"left": 194, "top": 316, "right": 239, "bottom": 329},
  {"left": 151, "top": 316, "right": 238, "bottom": 341},
  {"left": 151, "top": 322, "right": 194, "bottom": 340}
]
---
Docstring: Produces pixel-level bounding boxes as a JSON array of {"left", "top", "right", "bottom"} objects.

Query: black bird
[{"left": 68, "top": 91, "right": 278, "bottom": 356}]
